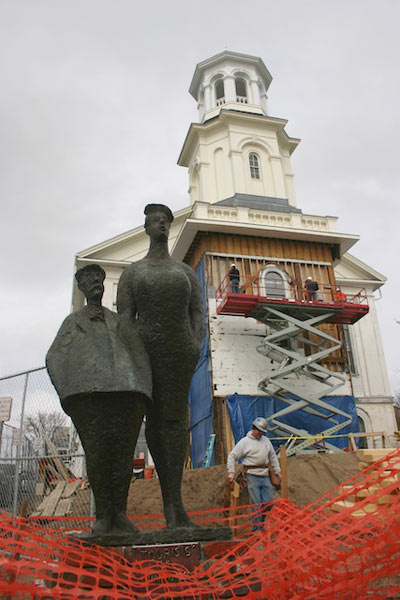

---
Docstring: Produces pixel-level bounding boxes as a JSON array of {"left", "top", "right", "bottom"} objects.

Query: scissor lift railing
[{"left": 216, "top": 272, "right": 369, "bottom": 455}]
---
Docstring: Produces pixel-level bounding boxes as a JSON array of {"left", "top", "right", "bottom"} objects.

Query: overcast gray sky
[{"left": 1, "top": 0, "right": 399, "bottom": 393}]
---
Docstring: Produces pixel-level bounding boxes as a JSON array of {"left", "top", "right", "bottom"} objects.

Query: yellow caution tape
[{"left": 268, "top": 433, "right": 359, "bottom": 440}]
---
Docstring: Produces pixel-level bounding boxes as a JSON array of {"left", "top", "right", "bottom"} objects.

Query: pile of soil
[
  {"left": 285, "top": 451, "right": 360, "bottom": 505},
  {"left": 70, "top": 452, "right": 360, "bottom": 516},
  {"left": 127, "top": 451, "right": 359, "bottom": 514}
]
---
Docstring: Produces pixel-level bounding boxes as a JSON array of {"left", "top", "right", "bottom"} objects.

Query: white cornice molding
[
  {"left": 178, "top": 111, "right": 300, "bottom": 166},
  {"left": 75, "top": 257, "right": 132, "bottom": 268}
]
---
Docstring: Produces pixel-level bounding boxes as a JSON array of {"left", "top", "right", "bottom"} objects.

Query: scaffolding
[{"left": 216, "top": 273, "right": 369, "bottom": 455}]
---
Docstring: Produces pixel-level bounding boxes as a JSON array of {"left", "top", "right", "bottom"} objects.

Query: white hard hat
[
  {"left": 252, "top": 417, "right": 268, "bottom": 433},
  {"left": 231, "top": 263, "right": 236, "bottom": 267},
  {"left": 307, "top": 276, "right": 312, "bottom": 280}
]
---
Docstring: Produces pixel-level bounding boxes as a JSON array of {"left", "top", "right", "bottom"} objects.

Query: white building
[{"left": 73, "top": 51, "right": 394, "bottom": 464}]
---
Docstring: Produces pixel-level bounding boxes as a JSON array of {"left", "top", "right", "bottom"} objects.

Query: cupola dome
[{"left": 189, "top": 50, "right": 272, "bottom": 122}]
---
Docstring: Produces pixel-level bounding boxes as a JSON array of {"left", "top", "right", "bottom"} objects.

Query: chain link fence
[{"left": 0, "top": 367, "right": 89, "bottom": 522}]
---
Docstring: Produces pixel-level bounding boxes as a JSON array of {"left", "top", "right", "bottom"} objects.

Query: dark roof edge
[{"left": 215, "top": 194, "right": 302, "bottom": 214}]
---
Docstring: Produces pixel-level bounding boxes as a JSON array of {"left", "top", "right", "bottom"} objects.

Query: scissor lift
[{"left": 216, "top": 274, "right": 369, "bottom": 455}]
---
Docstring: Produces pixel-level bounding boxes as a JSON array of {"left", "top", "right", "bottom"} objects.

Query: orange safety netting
[{"left": 1, "top": 448, "right": 400, "bottom": 599}]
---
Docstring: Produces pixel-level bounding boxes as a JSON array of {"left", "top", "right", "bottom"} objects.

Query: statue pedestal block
[{"left": 45, "top": 539, "right": 245, "bottom": 597}]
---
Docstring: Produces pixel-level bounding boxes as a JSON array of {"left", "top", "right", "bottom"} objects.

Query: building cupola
[
  {"left": 189, "top": 50, "right": 272, "bottom": 122},
  {"left": 179, "top": 50, "right": 300, "bottom": 208}
]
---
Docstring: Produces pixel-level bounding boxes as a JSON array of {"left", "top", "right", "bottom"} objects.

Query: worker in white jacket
[{"left": 227, "top": 417, "right": 281, "bottom": 523}]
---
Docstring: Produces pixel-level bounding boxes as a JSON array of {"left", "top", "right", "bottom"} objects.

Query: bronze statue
[
  {"left": 117, "top": 204, "right": 205, "bottom": 531},
  {"left": 46, "top": 264, "right": 152, "bottom": 545}
]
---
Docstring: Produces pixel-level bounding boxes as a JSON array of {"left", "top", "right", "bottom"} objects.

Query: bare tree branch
[{"left": 24, "top": 411, "right": 67, "bottom": 443}]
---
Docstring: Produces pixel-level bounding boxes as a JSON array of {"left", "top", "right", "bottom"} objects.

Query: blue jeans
[
  {"left": 247, "top": 474, "right": 274, "bottom": 530},
  {"left": 230, "top": 278, "right": 240, "bottom": 293}
]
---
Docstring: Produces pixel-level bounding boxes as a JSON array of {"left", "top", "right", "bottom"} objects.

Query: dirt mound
[
  {"left": 285, "top": 451, "right": 360, "bottom": 505},
  {"left": 127, "top": 464, "right": 230, "bottom": 515},
  {"left": 70, "top": 451, "right": 360, "bottom": 516},
  {"left": 126, "top": 451, "right": 359, "bottom": 513}
]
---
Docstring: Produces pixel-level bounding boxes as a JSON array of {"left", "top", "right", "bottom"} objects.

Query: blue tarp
[
  {"left": 227, "top": 394, "right": 360, "bottom": 450},
  {"left": 188, "top": 258, "right": 214, "bottom": 468}
]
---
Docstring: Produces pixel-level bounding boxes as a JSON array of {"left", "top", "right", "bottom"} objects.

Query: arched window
[
  {"left": 215, "top": 79, "right": 225, "bottom": 106},
  {"left": 264, "top": 271, "right": 285, "bottom": 298},
  {"left": 259, "top": 265, "right": 292, "bottom": 299},
  {"left": 235, "top": 78, "right": 247, "bottom": 103},
  {"left": 249, "top": 153, "right": 260, "bottom": 179}
]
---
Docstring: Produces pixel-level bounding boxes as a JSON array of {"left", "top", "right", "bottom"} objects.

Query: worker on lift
[
  {"left": 334, "top": 288, "right": 347, "bottom": 302},
  {"left": 305, "top": 276, "right": 319, "bottom": 301},
  {"left": 228, "top": 263, "right": 240, "bottom": 294}
]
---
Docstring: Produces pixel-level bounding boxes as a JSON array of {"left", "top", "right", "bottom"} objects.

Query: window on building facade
[
  {"left": 249, "top": 153, "right": 260, "bottom": 179},
  {"left": 259, "top": 265, "right": 292, "bottom": 299},
  {"left": 215, "top": 79, "right": 225, "bottom": 105},
  {"left": 264, "top": 271, "right": 286, "bottom": 297},
  {"left": 235, "top": 78, "right": 248, "bottom": 103}
]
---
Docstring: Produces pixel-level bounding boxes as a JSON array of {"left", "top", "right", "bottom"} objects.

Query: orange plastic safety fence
[{"left": 1, "top": 448, "right": 400, "bottom": 599}]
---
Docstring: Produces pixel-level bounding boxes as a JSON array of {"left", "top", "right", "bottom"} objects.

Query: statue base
[
  {"left": 69, "top": 525, "right": 232, "bottom": 547},
  {"left": 46, "top": 539, "right": 244, "bottom": 597}
]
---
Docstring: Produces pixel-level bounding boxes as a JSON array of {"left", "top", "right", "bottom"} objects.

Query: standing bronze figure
[
  {"left": 46, "top": 264, "right": 152, "bottom": 545},
  {"left": 117, "top": 204, "right": 205, "bottom": 531}
]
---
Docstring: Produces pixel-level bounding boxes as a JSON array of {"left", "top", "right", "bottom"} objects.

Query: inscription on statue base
[{"left": 130, "top": 542, "right": 201, "bottom": 571}]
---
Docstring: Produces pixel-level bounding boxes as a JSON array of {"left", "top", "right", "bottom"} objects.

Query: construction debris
[
  {"left": 31, "top": 479, "right": 82, "bottom": 517},
  {"left": 330, "top": 448, "right": 399, "bottom": 518}
]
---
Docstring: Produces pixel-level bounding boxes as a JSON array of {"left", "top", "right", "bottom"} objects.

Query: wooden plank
[
  {"left": 356, "top": 448, "right": 393, "bottom": 459},
  {"left": 44, "top": 461, "right": 63, "bottom": 481},
  {"left": 44, "top": 437, "right": 70, "bottom": 481},
  {"left": 380, "top": 460, "right": 400, "bottom": 470},
  {"left": 231, "top": 481, "right": 240, "bottom": 500},
  {"left": 343, "top": 485, "right": 399, "bottom": 505},
  {"left": 338, "top": 485, "right": 356, "bottom": 502},
  {"left": 380, "top": 476, "right": 400, "bottom": 487},
  {"left": 358, "top": 461, "right": 369, "bottom": 470},
  {"left": 19, "top": 499, "right": 29, "bottom": 517},
  {"left": 32, "top": 481, "right": 66, "bottom": 517},
  {"left": 349, "top": 434, "right": 364, "bottom": 451},
  {"left": 331, "top": 500, "right": 378, "bottom": 516},
  {"left": 279, "top": 445, "right": 288, "bottom": 499},
  {"left": 375, "top": 494, "right": 396, "bottom": 505},
  {"left": 356, "top": 484, "right": 384, "bottom": 498},
  {"left": 35, "top": 482, "right": 45, "bottom": 496},
  {"left": 350, "top": 433, "right": 387, "bottom": 450},
  {"left": 223, "top": 399, "right": 234, "bottom": 456},
  {"left": 61, "top": 480, "right": 80, "bottom": 499},
  {"left": 53, "top": 498, "right": 72, "bottom": 517},
  {"left": 331, "top": 500, "right": 356, "bottom": 512}
]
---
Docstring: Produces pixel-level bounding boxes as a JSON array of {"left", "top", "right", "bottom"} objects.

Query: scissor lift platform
[
  {"left": 217, "top": 291, "right": 368, "bottom": 325},
  {"left": 216, "top": 273, "right": 369, "bottom": 455}
]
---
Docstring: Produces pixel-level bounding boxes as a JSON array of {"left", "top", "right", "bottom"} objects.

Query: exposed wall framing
[{"left": 184, "top": 231, "right": 346, "bottom": 371}]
